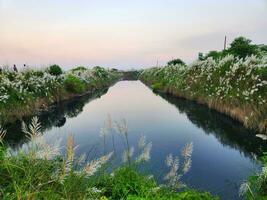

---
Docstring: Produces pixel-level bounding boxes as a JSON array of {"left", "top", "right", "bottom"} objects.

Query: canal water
[{"left": 5, "top": 81, "right": 267, "bottom": 199}]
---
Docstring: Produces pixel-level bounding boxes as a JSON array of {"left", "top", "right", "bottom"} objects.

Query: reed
[
  {"left": 0, "top": 117, "right": 218, "bottom": 199},
  {"left": 140, "top": 55, "right": 267, "bottom": 134}
]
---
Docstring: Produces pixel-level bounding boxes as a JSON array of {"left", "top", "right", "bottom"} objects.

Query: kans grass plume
[
  {"left": 136, "top": 135, "right": 152, "bottom": 163},
  {"left": 164, "top": 142, "right": 193, "bottom": 189},
  {"left": 2, "top": 116, "right": 194, "bottom": 194},
  {"left": 8, "top": 117, "right": 62, "bottom": 160},
  {"left": 84, "top": 152, "right": 113, "bottom": 176}
]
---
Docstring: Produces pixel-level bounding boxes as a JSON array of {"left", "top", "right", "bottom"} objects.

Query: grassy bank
[
  {"left": 240, "top": 154, "right": 267, "bottom": 200},
  {"left": 0, "top": 117, "right": 218, "bottom": 200},
  {"left": 140, "top": 55, "right": 267, "bottom": 134},
  {"left": 0, "top": 65, "right": 121, "bottom": 124}
]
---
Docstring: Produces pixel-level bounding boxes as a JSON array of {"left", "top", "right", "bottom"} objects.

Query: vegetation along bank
[
  {"left": 140, "top": 37, "right": 267, "bottom": 134},
  {"left": 0, "top": 117, "right": 218, "bottom": 200},
  {"left": 0, "top": 65, "right": 121, "bottom": 124}
]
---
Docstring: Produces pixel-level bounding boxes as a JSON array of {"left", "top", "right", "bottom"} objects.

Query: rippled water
[{"left": 5, "top": 81, "right": 267, "bottom": 199}]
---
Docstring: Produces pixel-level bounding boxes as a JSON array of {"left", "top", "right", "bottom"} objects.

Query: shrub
[
  {"left": 151, "top": 82, "right": 164, "bottom": 91},
  {"left": 71, "top": 66, "right": 87, "bottom": 72},
  {"left": 48, "top": 64, "right": 63, "bottom": 76},
  {"left": 92, "top": 66, "right": 109, "bottom": 79},
  {"left": 205, "top": 51, "right": 224, "bottom": 60},
  {"left": 64, "top": 74, "right": 86, "bottom": 94},
  {"left": 240, "top": 155, "right": 267, "bottom": 200},
  {"left": 167, "top": 58, "right": 186, "bottom": 66}
]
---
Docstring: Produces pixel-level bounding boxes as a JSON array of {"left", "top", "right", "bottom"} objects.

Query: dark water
[{"left": 5, "top": 81, "right": 267, "bottom": 199}]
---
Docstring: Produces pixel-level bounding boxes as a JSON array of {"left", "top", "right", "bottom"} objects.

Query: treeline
[{"left": 167, "top": 36, "right": 267, "bottom": 66}]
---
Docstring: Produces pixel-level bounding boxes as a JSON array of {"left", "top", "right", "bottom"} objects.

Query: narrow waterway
[{"left": 5, "top": 81, "right": 267, "bottom": 199}]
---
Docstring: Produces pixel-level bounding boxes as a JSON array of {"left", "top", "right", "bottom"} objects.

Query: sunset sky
[{"left": 0, "top": 0, "right": 267, "bottom": 69}]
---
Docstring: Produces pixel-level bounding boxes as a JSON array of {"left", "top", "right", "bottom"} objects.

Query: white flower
[
  {"left": 182, "top": 142, "right": 193, "bottom": 158},
  {"left": 138, "top": 134, "right": 146, "bottom": 149},
  {"left": 136, "top": 142, "right": 152, "bottom": 163},
  {"left": 84, "top": 152, "right": 113, "bottom": 176},
  {"left": 122, "top": 147, "right": 134, "bottom": 163}
]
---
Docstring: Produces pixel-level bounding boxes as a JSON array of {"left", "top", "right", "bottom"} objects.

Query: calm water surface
[{"left": 6, "top": 81, "right": 267, "bottom": 199}]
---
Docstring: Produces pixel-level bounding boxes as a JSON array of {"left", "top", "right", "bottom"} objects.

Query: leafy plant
[
  {"left": 167, "top": 58, "right": 186, "bottom": 66},
  {"left": 48, "top": 64, "right": 63, "bottom": 76},
  {"left": 63, "top": 74, "right": 86, "bottom": 93}
]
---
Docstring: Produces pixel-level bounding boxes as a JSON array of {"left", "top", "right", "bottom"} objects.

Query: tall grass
[
  {"left": 140, "top": 55, "right": 267, "bottom": 134},
  {"left": 240, "top": 153, "right": 267, "bottom": 200},
  {"left": 0, "top": 66, "right": 121, "bottom": 123},
  {"left": 0, "top": 117, "right": 218, "bottom": 200}
]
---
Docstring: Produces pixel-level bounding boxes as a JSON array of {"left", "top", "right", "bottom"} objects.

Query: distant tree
[
  {"left": 259, "top": 45, "right": 267, "bottom": 54},
  {"left": 48, "top": 64, "right": 63, "bottom": 76},
  {"left": 205, "top": 51, "right": 223, "bottom": 60},
  {"left": 71, "top": 66, "right": 87, "bottom": 72},
  {"left": 167, "top": 58, "right": 186, "bottom": 66},
  {"left": 227, "top": 36, "right": 259, "bottom": 59}
]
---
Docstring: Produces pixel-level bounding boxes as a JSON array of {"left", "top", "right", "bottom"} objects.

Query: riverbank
[
  {"left": 139, "top": 55, "right": 267, "bottom": 134},
  {"left": 0, "top": 117, "right": 218, "bottom": 200},
  {"left": 0, "top": 66, "right": 122, "bottom": 124}
]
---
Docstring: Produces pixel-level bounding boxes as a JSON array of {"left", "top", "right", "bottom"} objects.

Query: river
[{"left": 5, "top": 81, "right": 267, "bottom": 199}]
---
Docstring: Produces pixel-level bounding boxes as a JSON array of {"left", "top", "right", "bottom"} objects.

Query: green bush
[
  {"left": 71, "top": 66, "right": 87, "bottom": 72},
  {"left": 91, "top": 167, "right": 218, "bottom": 200},
  {"left": 167, "top": 58, "right": 186, "bottom": 66},
  {"left": 92, "top": 66, "right": 109, "bottom": 79},
  {"left": 205, "top": 51, "right": 225, "bottom": 60},
  {"left": 48, "top": 64, "right": 63, "bottom": 76},
  {"left": 151, "top": 82, "right": 164, "bottom": 91},
  {"left": 241, "top": 154, "right": 267, "bottom": 200},
  {"left": 63, "top": 75, "right": 86, "bottom": 94}
]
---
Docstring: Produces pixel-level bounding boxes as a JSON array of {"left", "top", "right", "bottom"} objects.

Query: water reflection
[
  {"left": 157, "top": 93, "right": 267, "bottom": 159},
  {"left": 4, "top": 88, "right": 109, "bottom": 146},
  {"left": 4, "top": 81, "right": 266, "bottom": 199},
  {"left": 6, "top": 83, "right": 266, "bottom": 159}
]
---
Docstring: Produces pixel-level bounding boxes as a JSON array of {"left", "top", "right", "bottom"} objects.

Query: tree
[
  {"left": 167, "top": 58, "right": 185, "bottom": 66},
  {"left": 227, "top": 37, "right": 259, "bottom": 59},
  {"left": 205, "top": 51, "right": 223, "bottom": 60},
  {"left": 48, "top": 65, "right": 63, "bottom": 76},
  {"left": 259, "top": 45, "right": 267, "bottom": 54}
]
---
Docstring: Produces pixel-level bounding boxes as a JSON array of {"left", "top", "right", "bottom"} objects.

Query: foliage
[
  {"left": 227, "top": 37, "right": 259, "bottom": 59},
  {"left": 0, "top": 65, "right": 120, "bottom": 122},
  {"left": 204, "top": 37, "right": 267, "bottom": 60},
  {"left": 48, "top": 64, "right": 63, "bottom": 76},
  {"left": 71, "top": 66, "right": 87, "bottom": 72},
  {"left": 204, "top": 51, "right": 225, "bottom": 60},
  {"left": 0, "top": 117, "right": 218, "bottom": 200},
  {"left": 167, "top": 58, "right": 186, "bottom": 66},
  {"left": 140, "top": 55, "right": 267, "bottom": 133},
  {"left": 64, "top": 74, "right": 86, "bottom": 94},
  {"left": 240, "top": 154, "right": 267, "bottom": 200},
  {"left": 0, "top": 69, "right": 63, "bottom": 107}
]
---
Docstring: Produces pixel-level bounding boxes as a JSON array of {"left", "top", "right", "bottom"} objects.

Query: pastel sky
[{"left": 0, "top": 0, "right": 267, "bottom": 69}]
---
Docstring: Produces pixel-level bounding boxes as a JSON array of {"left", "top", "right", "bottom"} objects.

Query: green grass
[
  {"left": 64, "top": 74, "right": 86, "bottom": 94},
  {"left": 240, "top": 154, "right": 267, "bottom": 200},
  {"left": 0, "top": 117, "right": 218, "bottom": 200},
  {"left": 0, "top": 148, "right": 217, "bottom": 200}
]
